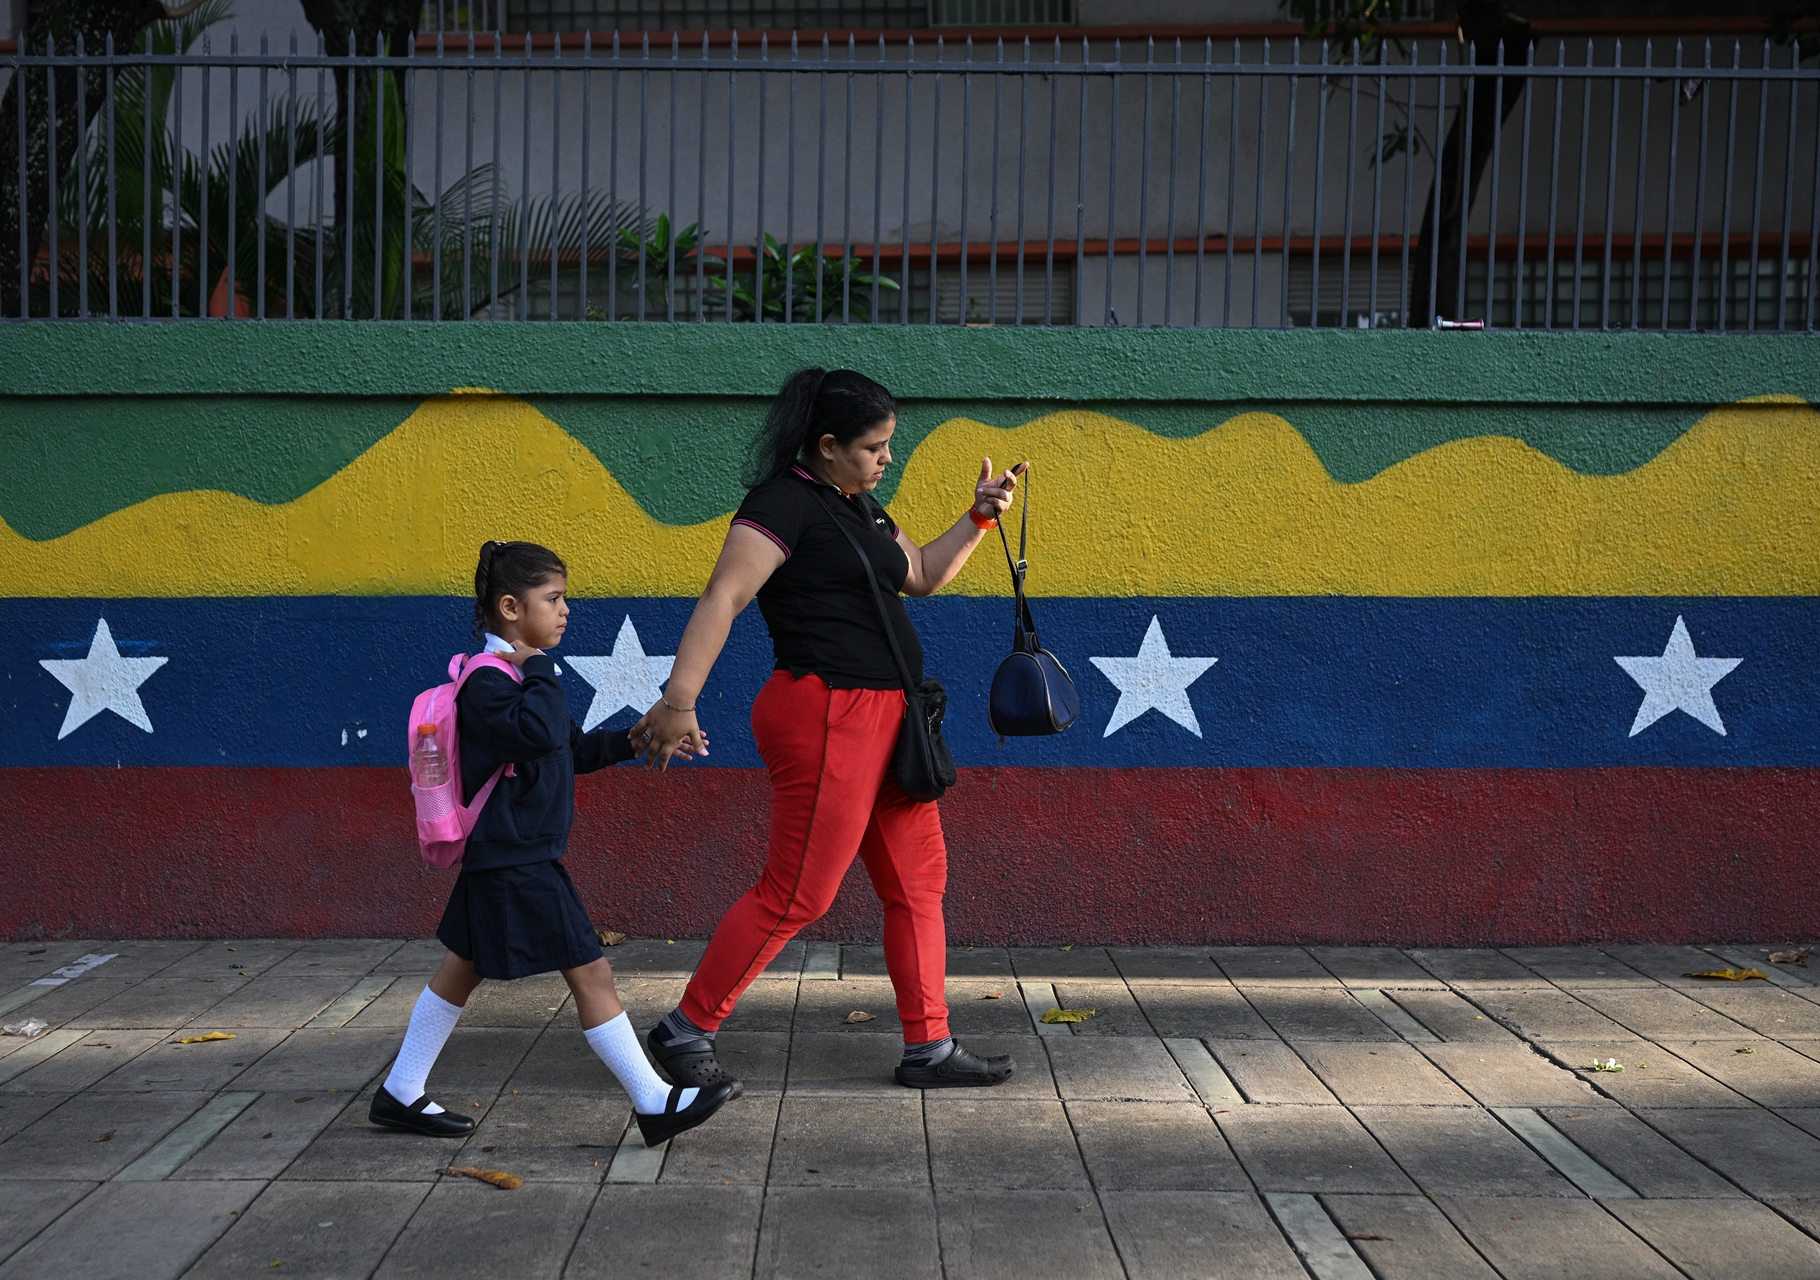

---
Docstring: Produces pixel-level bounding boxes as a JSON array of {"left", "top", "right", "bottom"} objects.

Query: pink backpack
[{"left": 408, "top": 652, "right": 522, "bottom": 867}]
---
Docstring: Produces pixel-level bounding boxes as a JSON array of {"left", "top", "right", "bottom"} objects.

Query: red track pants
[{"left": 679, "top": 671, "right": 952, "bottom": 1042}]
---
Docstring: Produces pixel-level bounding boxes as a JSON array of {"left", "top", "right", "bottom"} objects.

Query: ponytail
[
  {"left": 473, "top": 540, "right": 567, "bottom": 640},
  {"left": 746, "top": 367, "right": 899, "bottom": 487}
]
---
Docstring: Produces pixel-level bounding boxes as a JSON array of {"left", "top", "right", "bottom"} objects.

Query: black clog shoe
[
  {"left": 894, "top": 1042, "right": 1015, "bottom": 1089},
  {"left": 368, "top": 1085, "right": 477, "bottom": 1137},
  {"left": 635, "top": 1081, "right": 737, "bottom": 1147},
  {"left": 646, "top": 1026, "right": 744, "bottom": 1099}
]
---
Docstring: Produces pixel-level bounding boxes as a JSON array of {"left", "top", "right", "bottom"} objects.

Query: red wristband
[{"left": 968, "top": 507, "right": 998, "bottom": 530}]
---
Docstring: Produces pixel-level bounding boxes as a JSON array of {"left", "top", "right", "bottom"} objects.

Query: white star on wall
[
  {"left": 1090, "top": 616, "right": 1219, "bottom": 738},
  {"left": 566, "top": 616, "right": 676, "bottom": 731},
  {"left": 1614, "top": 616, "right": 1742, "bottom": 737},
  {"left": 39, "top": 618, "right": 170, "bottom": 741}
]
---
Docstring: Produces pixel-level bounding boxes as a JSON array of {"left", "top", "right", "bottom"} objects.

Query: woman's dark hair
[
  {"left": 473, "top": 541, "right": 567, "bottom": 640},
  {"left": 747, "top": 367, "right": 898, "bottom": 486}
]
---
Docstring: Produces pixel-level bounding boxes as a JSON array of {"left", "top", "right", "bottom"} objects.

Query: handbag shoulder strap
[
  {"left": 997, "top": 470, "right": 1040, "bottom": 646},
  {"left": 809, "top": 486, "right": 920, "bottom": 699}
]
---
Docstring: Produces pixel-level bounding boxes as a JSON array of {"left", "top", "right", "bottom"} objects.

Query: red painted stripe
[{"left": 2, "top": 767, "right": 1815, "bottom": 946}]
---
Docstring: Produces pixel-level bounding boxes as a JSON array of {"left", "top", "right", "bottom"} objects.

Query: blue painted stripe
[{"left": 1, "top": 597, "right": 1813, "bottom": 768}]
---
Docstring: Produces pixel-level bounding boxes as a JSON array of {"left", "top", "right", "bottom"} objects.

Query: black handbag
[
  {"left": 988, "top": 470, "right": 1081, "bottom": 738},
  {"left": 812, "top": 489, "right": 958, "bottom": 803}
]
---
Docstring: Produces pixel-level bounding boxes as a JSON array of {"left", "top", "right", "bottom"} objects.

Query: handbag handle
[
  {"left": 996, "top": 469, "right": 1040, "bottom": 649},
  {"left": 809, "top": 486, "right": 922, "bottom": 703}
]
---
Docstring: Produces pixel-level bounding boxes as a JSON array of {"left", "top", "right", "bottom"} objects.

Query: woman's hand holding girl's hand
[
  {"left": 630, "top": 699, "right": 708, "bottom": 771},
  {"left": 972, "top": 457, "right": 1025, "bottom": 521}
]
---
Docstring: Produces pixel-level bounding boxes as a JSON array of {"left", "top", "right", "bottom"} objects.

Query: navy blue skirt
[{"left": 436, "top": 859, "right": 605, "bottom": 981}]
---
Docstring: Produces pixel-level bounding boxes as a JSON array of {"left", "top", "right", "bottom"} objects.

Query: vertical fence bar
[
  {"left": 637, "top": 34, "right": 651, "bottom": 322},
  {"left": 755, "top": 33, "right": 768, "bottom": 322},
  {"left": 430, "top": 34, "right": 446, "bottom": 318},
  {"left": 930, "top": 37, "right": 943, "bottom": 325},
  {"left": 1717, "top": 40, "right": 1740, "bottom": 330},
  {"left": 1659, "top": 40, "right": 1682, "bottom": 330},
  {"left": 1599, "top": 40, "right": 1621, "bottom": 329},
  {"left": 313, "top": 34, "right": 324, "bottom": 318},
  {"left": 1746, "top": 40, "right": 1769, "bottom": 329},
  {"left": 1075, "top": 37, "right": 1087, "bottom": 326},
  {"left": 15, "top": 39, "right": 28, "bottom": 316},
  {"left": 518, "top": 33, "right": 532, "bottom": 317},
  {"left": 339, "top": 32, "right": 353, "bottom": 319},
  {"left": 1194, "top": 42, "right": 1212, "bottom": 327},
  {"left": 1135, "top": 37, "right": 1153, "bottom": 326},
  {"left": 1253, "top": 39, "right": 1269, "bottom": 327},
  {"left": 1514, "top": 48, "right": 1532, "bottom": 327},
  {"left": 1807, "top": 73, "right": 1819, "bottom": 330},
  {"left": 1628, "top": 42, "right": 1651, "bottom": 328},
  {"left": 1543, "top": 42, "right": 1563, "bottom": 326},
  {"left": 1570, "top": 41, "right": 1591, "bottom": 328},
  {"left": 550, "top": 34, "right": 563, "bottom": 322},
  {"left": 373, "top": 34, "right": 385, "bottom": 319},
  {"left": 258, "top": 35, "right": 271, "bottom": 319},
  {"left": 901, "top": 36, "right": 914, "bottom": 324},
  {"left": 1281, "top": 38, "right": 1300, "bottom": 328},
  {"left": 1044, "top": 36, "right": 1059, "bottom": 325},
  {"left": 1340, "top": 47, "right": 1358, "bottom": 327},
  {"left": 959, "top": 38, "right": 977, "bottom": 325},
  {"left": 990, "top": 38, "right": 1004, "bottom": 326},
  {"left": 1427, "top": 38, "right": 1446, "bottom": 328},
  {"left": 1106, "top": 39, "right": 1121, "bottom": 324},
  {"left": 1309, "top": 39, "right": 1327, "bottom": 327},
  {"left": 1486, "top": 43, "right": 1507, "bottom": 327},
  {"left": 76, "top": 37, "right": 89, "bottom": 318},
  {"left": 1454, "top": 42, "right": 1475, "bottom": 323},
  {"left": 696, "top": 31, "right": 708, "bottom": 322},
  {"left": 229, "top": 33, "right": 243, "bottom": 318},
  {"left": 148, "top": 31, "right": 159, "bottom": 319},
  {"left": 106, "top": 37, "right": 118, "bottom": 319},
  {"left": 1163, "top": 40, "right": 1181, "bottom": 326},
  {"left": 667, "top": 33, "right": 681, "bottom": 323},
  {"left": 1014, "top": 38, "right": 1029, "bottom": 324},
  {"left": 489, "top": 32, "right": 502, "bottom": 319},
  {"left": 1224, "top": 40, "right": 1237, "bottom": 326},
  {"left": 1775, "top": 43, "right": 1798, "bottom": 329},
  {"left": 1369, "top": 44, "right": 1386, "bottom": 326},
  {"left": 1691, "top": 40, "right": 1711, "bottom": 328},
  {"left": 47, "top": 35, "right": 60, "bottom": 318},
  {"left": 1400, "top": 42, "right": 1416, "bottom": 327},
  {"left": 840, "top": 35, "right": 853, "bottom": 324},
  {"left": 580, "top": 32, "right": 594, "bottom": 321},
  {"left": 814, "top": 34, "right": 828, "bottom": 324},
  {"left": 871, "top": 36, "right": 886, "bottom": 324}
]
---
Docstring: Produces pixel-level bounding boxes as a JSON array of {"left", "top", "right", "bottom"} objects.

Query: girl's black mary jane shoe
[
  {"left": 368, "top": 1086, "right": 478, "bottom": 1137},
  {"left": 636, "top": 1081, "right": 737, "bottom": 1147}
]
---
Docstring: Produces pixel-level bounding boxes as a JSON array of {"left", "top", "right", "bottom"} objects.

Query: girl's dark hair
[
  {"left": 473, "top": 541, "right": 567, "bottom": 640},
  {"left": 747, "top": 367, "right": 899, "bottom": 487}
]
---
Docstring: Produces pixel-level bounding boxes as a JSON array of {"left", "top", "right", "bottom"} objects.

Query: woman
[{"left": 631, "top": 367, "right": 1022, "bottom": 1091}]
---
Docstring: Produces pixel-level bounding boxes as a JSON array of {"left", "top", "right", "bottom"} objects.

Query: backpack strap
[{"left": 449, "top": 652, "right": 527, "bottom": 781}]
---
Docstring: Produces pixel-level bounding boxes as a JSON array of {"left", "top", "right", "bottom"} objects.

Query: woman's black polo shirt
[{"left": 732, "top": 464, "right": 924, "bottom": 690}]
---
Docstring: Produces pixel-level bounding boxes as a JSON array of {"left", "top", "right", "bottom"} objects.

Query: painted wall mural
[{"left": 3, "top": 339, "right": 1817, "bottom": 945}]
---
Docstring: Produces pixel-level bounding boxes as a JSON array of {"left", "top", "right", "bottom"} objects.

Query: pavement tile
[
  {"left": 1321, "top": 1193, "right": 1501, "bottom": 1279},
  {"left": 1106, "top": 948, "right": 1225, "bottom": 983},
  {"left": 1468, "top": 988, "right": 1632, "bottom": 1041},
  {"left": 758, "top": 1188, "right": 939, "bottom": 1279},
  {"left": 570, "top": 1185, "right": 762, "bottom": 1279},
  {"left": 1660, "top": 1039, "right": 1820, "bottom": 1109},
  {"left": 1051, "top": 980, "right": 1154, "bottom": 1037},
  {"left": 1307, "top": 947, "right": 1447, "bottom": 989},
  {"left": 759, "top": 939, "right": 808, "bottom": 976},
  {"left": 508, "top": 1025, "right": 621, "bottom": 1093},
  {"left": 601, "top": 978, "right": 686, "bottom": 1034},
  {"left": 1387, "top": 990, "right": 1525, "bottom": 1044},
  {"left": 1407, "top": 948, "right": 1542, "bottom": 987},
  {"left": 1102, "top": 1190, "right": 1306, "bottom": 1279},
  {"left": 944, "top": 979, "right": 1039, "bottom": 1037},
  {"left": 68, "top": 977, "right": 243, "bottom": 1031},
  {"left": 792, "top": 977, "right": 906, "bottom": 1036},
  {"left": 1572, "top": 986, "right": 1756, "bottom": 1040},
  {"left": 1066, "top": 1100, "right": 1249, "bottom": 1191},
  {"left": 711, "top": 1032, "right": 792, "bottom": 1094},
  {"left": 262, "top": 939, "right": 408, "bottom": 978},
  {"left": 1421, "top": 1043, "right": 1608, "bottom": 1108},
  {"left": 1637, "top": 1107, "right": 1820, "bottom": 1199},
  {"left": 1214, "top": 1104, "right": 1416, "bottom": 1193},
  {"left": 1006, "top": 948, "right": 1121, "bottom": 981},
  {"left": 186, "top": 1180, "right": 428, "bottom": 1278},
  {"left": 282, "top": 1087, "right": 477, "bottom": 1182},
  {"left": 1044, "top": 1036, "right": 1196, "bottom": 1102},
  {"left": 839, "top": 945, "right": 894, "bottom": 978},
  {"left": 935, "top": 1190, "right": 1121, "bottom": 1280},
  {"left": 93, "top": 1028, "right": 287, "bottom": 1093},
  {"left": 1435, "top": 1196, "right": 1681, "bottom": 1279},
  {"left": 1128, "top": 983, "right": 1277, "bottom": 1040},
  {"left": 1679, "top": 985, "right": 1820, "bottom": 1039},
  {"left": 926, "top": 1098, "right": 1088, "bottom": 1190},
  {"left": 659, "top": 1089, "right": 781, "bottom": 1185},
  {"left": 1775, "top": 1108, "right": 1820, "bottom": 1141},
  {"left": 1293, "top": 1042, "right": 1465, "bottom": 1105},
  {"left": 1207, "top": 1040, "right": 1338, "bottom": 1105},
  {"left": 0, "top": 1091, "right": 69, "bottom": 1144},
  {"left": 772, "top": 1093, "right": 929, "bottom": 1187},
  {"left": 0, "top": 1089, "right": 208, "bottom": 1181},
  {"left": 1606, "top": 1198, "right": 1820, "bottom": 1280},
  {"left": 1241, "top": 988, "right": 1401, "bottom": 1042},
  {"left": 374, "top": 1180, "right": 596, "bottom": 1278},
  {"left": 596, "top": 939, "right": 708, "bottom": 981},
  {"left": 231, "top": 1027, "right": 402, "bottom": 1094},
  {"left": 455, "top": 973, "right": 573, "bottom": 1028},
  {"left": 454, "top": 1091, "right": 632, "bottom": 1182},
  {"left": 377, "top": 939, "right": 448, "bottom": 974},
  {"left": 0, "top": 1028, "right": 165, "bottom": 1093},
  {"left": 943, "top": 947, "right": 1014, "bottom": 979},
  {"left": 918, "top": 1035, "right": 1057, "bottom": 1102},
  {"left": 715, "top": 978, "right": 799, "bottom": 1034},
  {"left": 1775, "top": 1200, "right": 1820, "bottom": 1239},
  {"left": 784, "top": 1032, "right": 905, "bottom": 1095},
  {"left": 0, "top": 946, "right": 105, "bottom": 991},
  {"left": 171, "top": 1092, "right": 353, "bottom": 1181},
  {"left": 1210, "top": 947, "right": 1334, "bottom": 985},
  {"left": 0, "top": 1180, "right": 93, "bottom": 1265},
  {"left": 158, "top": 941, "right": 302, "bottom": 977},
  {"left": 344, "top": 979, "right": 427, "bottom": 1030},
  {"left": 0, "top": 1179, "right": 259, "bottom": 1280},
  {"left": 398, "top": 1027, "right": 537, "bottom": 1095},
  {"left": 1533, "top": 1039, "right": 1748, "bottom": 1108},
  {"left": 1538, "top": 1107, "right": 1746, "bottom": 1198},
  {"left": 1353, "top": 1104, "right": 1578, "bottom": 1196},
  {"left": 1499, "top": 947, "right": 1649, "bottom": 987},
  {"left": 1600, "top": 945, "right": 1755, "bottom": 989}
]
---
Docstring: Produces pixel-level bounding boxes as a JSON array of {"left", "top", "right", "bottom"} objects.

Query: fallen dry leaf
[
  {"left": 597, "top": 930, "right": 628, "bottom": 947},
  {"left": 176, "top": 1032, "right": 238, "bottom": 1044},
  {"left": 1685, "top": 969, "right": 1769, "bottom": 981},
  {"left": 441, "top": 1166, "right": 523, "bottom": 1190},
  {"left": 1770, "top": 949, "right": 1811, "bottom": 966},
  {"left": 91, "top": 1130, "right": 116, "bottom": 1143},
  {"left": 1042, "top": 1008, "right": 1098, "bottom": 1024},
  {"left": 981, "top": 993, "right": 1003, "bottom": 1000},
  {"left": 844, "top": 1011, "right": 877, "bottom": 1024},
  {"left": 1737, "top": 1046, "right": 1757, "bottom": 1055},
  {"left": 1348, "top": 1235, "right": 1389, "bottom": 1242}
]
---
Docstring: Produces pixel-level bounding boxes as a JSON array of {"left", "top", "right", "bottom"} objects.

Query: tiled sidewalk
[{"left": 2, "top": 937, "right": 1820, "bottom": 1278}]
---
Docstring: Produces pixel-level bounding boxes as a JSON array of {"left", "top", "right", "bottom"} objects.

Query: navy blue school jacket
[{"left": 455, "top": 653, "right": 637, "bottom": 871}]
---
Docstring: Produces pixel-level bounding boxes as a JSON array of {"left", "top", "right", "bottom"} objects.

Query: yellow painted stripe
[{"left": 2, "top": 394, "right": 1815, "bottom": 598}]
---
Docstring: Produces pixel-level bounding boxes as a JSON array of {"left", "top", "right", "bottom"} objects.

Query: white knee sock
[
  {"left": 383, "top": 987, "right": 464, "bottom": 1114},
  {"left": 584, "top": 1013, "right": 698, "bottom": 1114}
]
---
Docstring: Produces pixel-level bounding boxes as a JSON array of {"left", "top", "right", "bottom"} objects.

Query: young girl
[{"left": 369, "top": 540, "right": 735, "bottom": 1147}]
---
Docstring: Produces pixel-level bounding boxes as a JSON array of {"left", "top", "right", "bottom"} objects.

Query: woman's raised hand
[
  {"left": 973, "top": 457, "right": 1025, "bottom": 521},
  {"left": 629, "top": 699, "right": 709, "bottom": 771}
]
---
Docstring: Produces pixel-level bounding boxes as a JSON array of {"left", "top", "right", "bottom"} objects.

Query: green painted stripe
[{"left": 1, "top": 323, "right": 1815, "bottom": 403}]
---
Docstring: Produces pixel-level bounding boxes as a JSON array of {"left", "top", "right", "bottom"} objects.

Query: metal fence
[{"left": 2, "top": 32, "right": 1816, "bottom": 327}]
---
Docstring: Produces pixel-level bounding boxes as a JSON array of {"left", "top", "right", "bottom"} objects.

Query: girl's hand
[
  {"left": 499, "top": 640, "right": 543, "bottom": 667},
  {"left": 972, "top": 457, "right": 1024, "bottom": 521},
  {"left": 630, "top": 699, "right": 707, "bottom": 771},
  {"left": 625, "top": 726, "right": 709, "bottom": 760}
]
